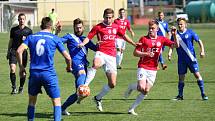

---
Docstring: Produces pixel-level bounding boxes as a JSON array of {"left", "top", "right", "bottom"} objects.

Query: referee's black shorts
[{"left": 9, "top": 49, "right": 28, "bottom": 68}]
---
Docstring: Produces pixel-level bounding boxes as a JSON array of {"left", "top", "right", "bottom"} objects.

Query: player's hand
[
  {"left": 171, "top": 26, "right": 177, "bottom": 35},
  {"left": 78, "top": 43, "right": 85, "bottom": 48},
  {"left": 200, "top": 51, "right": 205, "bottom": 58},
  {"left": 19, "top": 65, "right": 26, "bottom": 78},
  {"left": 66, "top": 66, "right": 72, "bottom": 72},
  {"left": 146, "top": 52, "right": 154, "bottom": 57},
  {"left": 136, "top": 42, "right": 142, "bottom": 46}
]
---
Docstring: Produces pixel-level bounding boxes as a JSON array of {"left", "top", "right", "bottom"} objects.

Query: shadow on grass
[
  {"left": 66, "top": 111, "right": 126, "bottom": 116},
  {"left": 159, "top": 80, "right": 215, "bottom": 84},
  {"left": 0, "top": 112, "right": 53, "bottom": 119}
]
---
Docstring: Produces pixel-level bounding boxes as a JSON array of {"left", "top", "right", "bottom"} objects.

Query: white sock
[
  {"left": 96, "top": 84, "right": 111, "bottom": 100},
  {"left": 84, "top": 67, "right": 97, "bottom": 86},
  {"left": 129, "top": 83, "right": 137, "bottom": 90},
  {"left": 129, "top": 93, "right": 145, "bottom": 110},
  {"left": 116, "top": 51, "right": 121, "bottom": 66},
  {"left": 119, "top": 53, "right": 123, "bottom": 65}
]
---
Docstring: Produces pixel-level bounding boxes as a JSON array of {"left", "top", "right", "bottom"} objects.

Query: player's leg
[
  {"left": 19, "top": 50, "right": 28, "bottom": 93},
  {"left": 27, "top": 95, "right": 37, "bottom": 121},
  {"left": 116, "top": 38, "right": 124, "bottom": 69},
  {"left": 190, "top": 62, "right": 208, "bottom": 100},
  {"left": 9, "top": 49, "right": 17, "bottom": 94},
  {"left": 128, "top": 68, "right": 156, "bottom": 115},
  {"left": 94, "top": 53, "right": 117, "bottom": 111},
  {"left": 43, "top": 71, "right": 61, "bottom": 121},
  {"left": 124, "top": 83, "right": 137, "bottom": 98},
  {"left": 173, "top": 62, "right": 187, "bottom": 100},
  {"left": 85, "top": 51, "right": 104, "bottom": 86}
]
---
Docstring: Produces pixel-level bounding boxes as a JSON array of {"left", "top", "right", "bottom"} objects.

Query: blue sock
[
  {"left": 61, "top": 93, "right": 78, "bottom": 111},
  {"left": 76, "top": 74, "right": 86, "bottom": 88},
  {"left": 197, "top": 80, "right": 205, "bottom": 96},
  {"left": 54, "top": 106, "right": 61, "bottom": 121},
  {"left": 178, "top": 80, "right": 184, "bottom": 97},
  {"left": 27, "top": 105, "right": 35, "bottom": 121}
]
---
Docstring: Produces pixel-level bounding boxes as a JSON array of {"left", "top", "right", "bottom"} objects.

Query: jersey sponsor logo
[
  {"left": 103, "top": 35, "right": 116, "bottom": 40},
  {"left": 113, "top": 29, "right": 117, "bottom": 34}
]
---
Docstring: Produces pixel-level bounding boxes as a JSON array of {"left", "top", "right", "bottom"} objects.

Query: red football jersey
[
  {"left": 87, "top": 22, "right": 124, "bottom": 57},
  {"left": 136, "top": 36, "right": 174, "bottom": 70},
  {"left": 114, "top": 18, "right": 131, "bottom": 39}
]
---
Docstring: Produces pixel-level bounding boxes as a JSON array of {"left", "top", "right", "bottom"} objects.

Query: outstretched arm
[
  {"left": 123, "top": 34, "right": 136, "bottom": 47},
  {"left": 198, "top": 40, "right": 205, "bottom": 58},
  {"left": 61, "top": 50, "right": 72, "bottom": 72}
]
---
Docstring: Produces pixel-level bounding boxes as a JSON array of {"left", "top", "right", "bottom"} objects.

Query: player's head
[
  {"left": 177, "top": 17, "right": 187, "bottom": 32},
  {"left": 40, "top": 17, "right": 53, "bottom": 30},
  {"left": 18, "top": 13, "right": 26, "bottom": 26},
  {"left": 148, "top": 19, "right": 159, "bottom": 38},
  {"left": 73, "top": 18, "right": 84, "bottom": 36},
  {"left": 103, "top": 8, "right": 114, "bottom": 25},
  {"left": 158, "top": 11, "right": 164, "bottom": 20},
  {"left": 119, "top": 8, "right": 126, "bottom": 19},
  {"left": 51, "top": 8, "right": 55, "bottom": 13}
]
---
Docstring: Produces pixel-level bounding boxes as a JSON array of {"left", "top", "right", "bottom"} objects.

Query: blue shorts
[
  {"left": 178, "top": 61, "right": 199, "bottom": 75},
  {"left": 72, "top": 60, "right": 87, "bottom": 88},
  {"left": 28, "top": 70, "right": 60, "bottom": 98}
]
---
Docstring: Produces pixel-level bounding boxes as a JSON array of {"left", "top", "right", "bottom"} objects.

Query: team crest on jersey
[
  {"left": 113, "top": 29, "right": 117, "bottom": 34},
  {"left": 152, "top": 42, "right": 155, "bottom": 46},
  {"left": 156, "top": 42, "right": 161, "bottom": 47},
  {"left": 124, "top": 22, "right": 127, "bottom": 25},
  {"left": 185, "top": 34, "right": 189, "bottom": 39}
]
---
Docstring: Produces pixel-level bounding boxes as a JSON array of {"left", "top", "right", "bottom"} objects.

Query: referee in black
[{"left": 6, "top": 13, "right": 32, "bottom": 94}]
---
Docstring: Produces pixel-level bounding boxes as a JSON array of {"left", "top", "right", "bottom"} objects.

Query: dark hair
[
  {"left": 18, "top": 13, "right": 26, "bottom": 19},
  {"left": 40, "top": 17, "right": 53, "bottom": 30},
  {"left": 119, "top": 8, "right": 125, "bottom": 12},
  {"left": 158, "top": 11, "right": 164, "bottom": 15},
  {"left": 148, "top": 19, "right": 159, "bottom": 26},
  {"left": 52, "top": 8, "right": 55, "bottom": 11},
  {"left": 73, "top": 18, "right": 83, "bottom": 26},
  {"left": 177, "top": 17, "right": 187, "bottom": 23},
  {"left": 103, "top": 8, "right": 114, "bottom": 18}
]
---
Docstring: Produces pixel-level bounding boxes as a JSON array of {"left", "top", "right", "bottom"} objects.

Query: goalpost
[{"left": 0, "top": 0, "right": 92, "bottom": 32}]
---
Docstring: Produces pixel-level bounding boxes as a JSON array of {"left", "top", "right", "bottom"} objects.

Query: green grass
[{"left": 0, "top": 25, "right": 215, "bottom": 121}]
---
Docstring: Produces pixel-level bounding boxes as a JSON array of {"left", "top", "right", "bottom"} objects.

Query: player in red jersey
[
  {"left": 124, "top": 20, "right": 179, "bottom": 115},
  {"left": 78, "top": 8, "right": 136, "bottom": 111},
  {"left": 114, "top": 8, "right": 135, "bottom": 69}
]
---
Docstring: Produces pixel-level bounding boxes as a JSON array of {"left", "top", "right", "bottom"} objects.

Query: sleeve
[
  {"left": 56, "top": 37, "right": 66, "bottom": 53},
  {"left": 191, "top": 30, "right": 200, "bottom": 42},
  {"left": 86, "top": 40, "right": 97, "bottom": 52},
  {"left": 61, "top": 34, "right": 70, "bottom": 43},
  {"left": 23, "top": 35, "right": 30, "bottom": 47},
  {"left": 163, "top": 37, "right": 174, "bottom": 47},
  {"left": 87, "top": 25, "right": 98, "bottom": 40}
]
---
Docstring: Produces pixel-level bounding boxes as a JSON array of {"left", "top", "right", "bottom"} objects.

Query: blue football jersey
[
  {"left": 24, "top": 31, "right": 66, "bottom": 70},
  {"left": 157, "top": 19, "right": 170, "bottom": 36},
  {"left": 61, "top": 33, "right": 97, "bottom": 64},
  {"left": 173, "top": 29, "right": 200, "bottom": 62}
]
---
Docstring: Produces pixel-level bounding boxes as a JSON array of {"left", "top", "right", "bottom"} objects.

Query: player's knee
[
  {"left": 52, "top": 97, "right": 61, "bottom": 106},
  {"left": 108, "top": 82, "right": 116, "bottom": 88}
]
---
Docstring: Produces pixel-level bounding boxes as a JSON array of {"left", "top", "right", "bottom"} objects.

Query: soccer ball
[{"left": 77, "top": 85, "right": 90, "bottom": 97}]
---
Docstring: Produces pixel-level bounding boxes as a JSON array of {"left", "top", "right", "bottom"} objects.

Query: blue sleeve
[
  {"left": 86, "top": 40, "right": 97, "bottom": 52},
  {"left": 61, "top": 33, "right": 71, "bottom": 43},
  {"left": 191, "top": 30, "right": 200, "bottom": 42},
  {"left": 56, "top": 37, "right": 66, "bottom": 53},
  {"left": 23, "top": 35, "right": 30, "bottom": 46},
  {"left": 165, "top": 22, "right": 170, "bottom": 32}
]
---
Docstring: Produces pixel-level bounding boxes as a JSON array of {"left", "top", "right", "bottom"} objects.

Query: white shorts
[
  {"left": 137, "top": 68, "right": 157, "bottom": 86},
  {"left": 94, "top": 51, "right": 117, "bottom": 74},
  {"left": 116, "top": 38, "right": 126, "bottom": 50}
]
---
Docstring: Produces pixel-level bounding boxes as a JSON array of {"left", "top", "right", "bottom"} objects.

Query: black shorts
[{"left": 9, "top": 49, "right": 28, "bottom": 68}]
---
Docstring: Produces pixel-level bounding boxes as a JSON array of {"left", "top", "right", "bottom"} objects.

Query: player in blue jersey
[
  {"left": 156, "top": 12, "right": 171, "bottom": 70},
  {"left": 59, "top": 18, "right": 97, "bottom": 115},
  {"left": 169, "top": 18, "right": 208, "bottom": 100},
  {"left": 16, "top": 17, "right": 72, "bottom": 121}
]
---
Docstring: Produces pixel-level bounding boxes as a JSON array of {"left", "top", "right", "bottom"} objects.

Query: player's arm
[
  {"left": 16, "top": 43, "right": 28, "bottom": 76},
  {"left": 128, "top": 28, "right": 135, "bottom": 38},
  {"left": 6, "top": 38, "right": 13, "bottom": 59},
  {"left": 61, "top": 50, "right": 72, "bottom": 72},
  {"left": 168, "top": 48, "right": 173, "bottom": 61},
  {"left": 170, "top": 26, "right": 179, "bottom": 48},
  {"left": 123, "top": 34, "right": 136, "bottom": 47},
  {"left": 198, "top": 40, "right": 205, "bottom": 58},
  {"left": 133, "top": 49, "right": 154, "bottom": 57}
]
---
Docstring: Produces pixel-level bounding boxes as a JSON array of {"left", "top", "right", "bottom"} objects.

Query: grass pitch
[{"left": 0, "top": 25, "right": 214, "bottom": 121}]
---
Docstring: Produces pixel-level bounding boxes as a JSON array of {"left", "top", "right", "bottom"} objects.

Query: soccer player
[
  {"left": 6, "top": 13, "right": 32, "bottom": 94},
  {"left": 48, "top": 8, "right": 58, "bottom": 34},
  {"left": 78, "top": 8, "right": 136, "bottom": 111},
  {"left": 156, "top": 11, "right": 171, "bottom": 70},
  {"left": 60, "top": 18, "right": 97, "bottom": 115},
  {"left": 124, "top": 20, "right": 179, "bottom": 115},
  {"left": 114, "top": 8, "right": 135, "bottom": 69},
  {"left": 16, "top": 17, "right": 71, "bottom": 121},
  {"left": 168, "top": 18, "right": 208, "bottom": 101}
]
